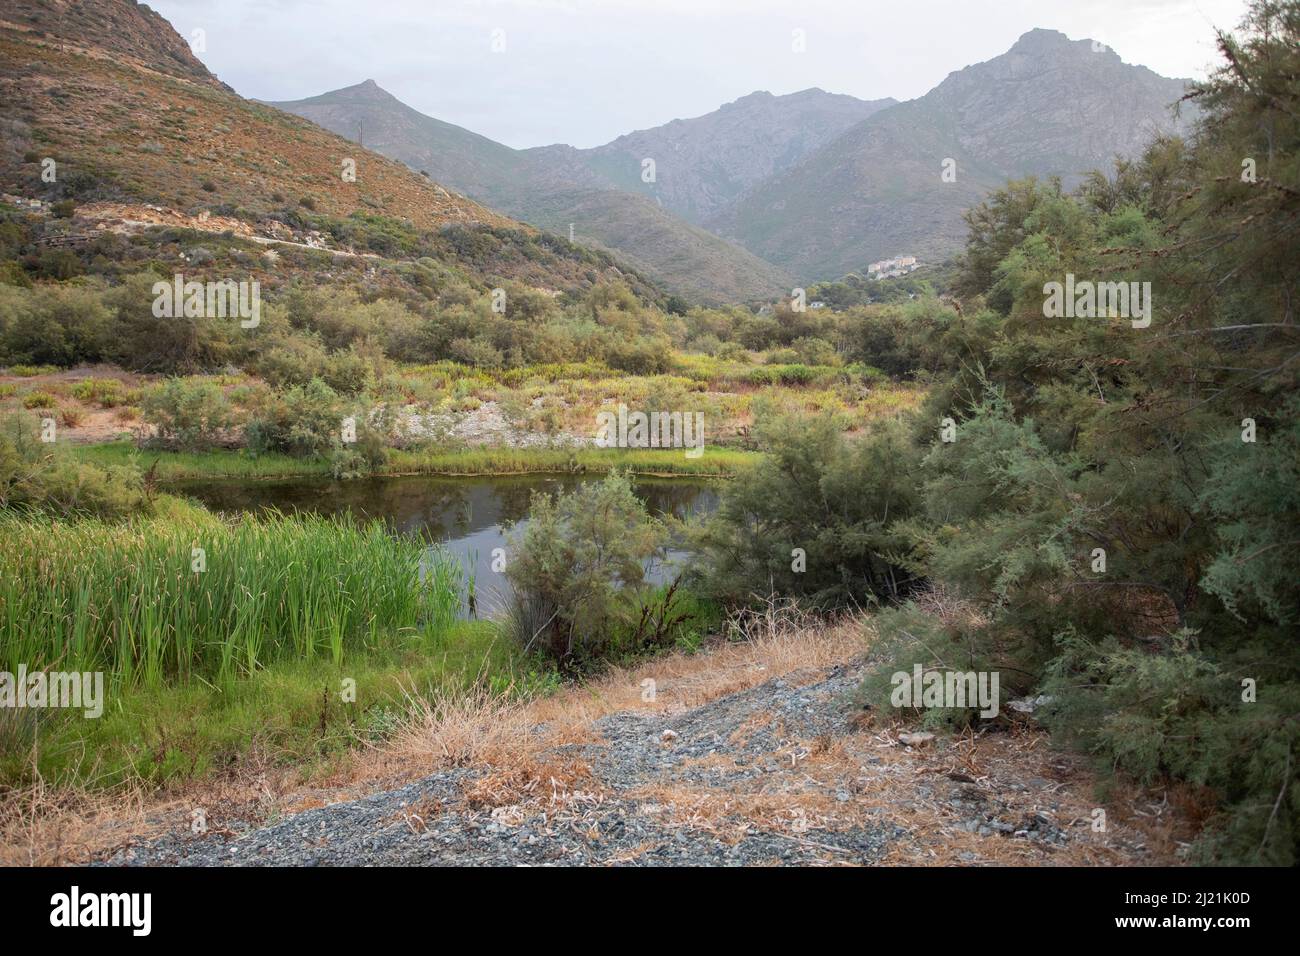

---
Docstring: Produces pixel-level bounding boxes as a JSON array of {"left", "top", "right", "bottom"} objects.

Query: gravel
[{"left": 99, "top": 662, "right": 1081, "bottom": 867}]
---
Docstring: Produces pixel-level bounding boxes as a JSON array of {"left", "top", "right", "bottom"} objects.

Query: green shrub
[
  {"left": 245, "top": 378, "right": 343, "bottom": 457},
  {"left": 71, "top": 377, "right": 126, "bottom": 407},
  {"left": 21, "top": 391, "right": 56, "bottom": 409},
  {"left": 0, "top": 413, "right": 146, "bottom": 518},
  {"left": 252, "top": 338, "right": 328, "bottom": 389},
  {"left": 503, "top": 473, "right": 671, "bottom": 668},
  {"left": 140, "top": 378, "right": 233, "bottom": 450},
  {"left": 694, "top": 411, "right": 920, "bottom": 607},
  {"left": 329, "top": 405, "right": 392, "bottom": 479},
  {"left": 1, "top": 283, "right": 111, "bottom": 367}
]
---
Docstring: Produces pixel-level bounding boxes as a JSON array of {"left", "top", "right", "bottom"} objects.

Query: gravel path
[{"left": 100, "top": 661, "right": 1143, "bottom": 867}]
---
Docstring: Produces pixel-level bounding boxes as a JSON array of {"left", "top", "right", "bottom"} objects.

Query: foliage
[
  {"left": 857, "top": 0, "right": 1300, "bottom": 864},
  {"left": 695, "top": 410, "right": 921, "bottom": 608},
  {"left": 0, "top": 497, "right": 463, "bottom": 690},
  {"left": 244, "top": 377, "right": 343, "bottom": 457},
  {"left": 503, "top": 473, "right": 671, "bottom": 668},
  {"left": 140, "top": 377, "right": 233, "bottom": 450},
  {"left": 0, "top": 413, "right": 146, "bottom": 518}
]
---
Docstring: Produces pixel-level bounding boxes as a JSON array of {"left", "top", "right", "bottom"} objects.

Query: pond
[{"left": 173, "top": 474, "right": 720, "bottom": 617}]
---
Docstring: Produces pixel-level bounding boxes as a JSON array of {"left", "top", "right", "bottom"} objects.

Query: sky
[{"left": 149, "top": 0, "right": 1250, "bottom": 149}]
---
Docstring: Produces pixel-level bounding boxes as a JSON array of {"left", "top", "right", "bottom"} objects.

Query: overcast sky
[{"left": 149, "top": 0, "right": 1249, "bottom": 149}]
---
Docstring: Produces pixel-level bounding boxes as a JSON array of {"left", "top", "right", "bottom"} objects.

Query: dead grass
[
  {"left": 0, "top": 605, "right": 1193, "bottom": 866},
  {"left": 0, "top": 610, "right": 861, "bottom": 864}
]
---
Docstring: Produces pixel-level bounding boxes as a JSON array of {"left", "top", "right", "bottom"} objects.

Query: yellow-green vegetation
[
  {"left": 0, "top": 620, "right": 552, "bottom": 788},
  {"left": 0, "top": 494, "right": 537, "bottom": 789},
  {"left": 0, "top": 496, "right": 463, "bottom": 690},
  {"left": 76, "top": 441, "right": 758, "bottom": 479}
]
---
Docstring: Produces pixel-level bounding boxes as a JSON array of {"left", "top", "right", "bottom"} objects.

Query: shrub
[
  {"left": 694, "top": 411, "right": 920, "bottom": 608},
  {"left": 329, "top": 405, "right": 392, "bottom": 479},
  {"left": 71, "top": 377, "right": 126, "bottom": 407},
  {"left": 21, "top": 391, "right": 56, "bottom": 409},
  {"left": 503, "top": 473, "right": 670, "bottom": 668},
  {"left": 252, "top": 338, "right": 328, "bottom": 389},
  {"left": 1, "top": 283, "right": 111, "bottom": 367},
  {"left": 244, "top": 378, "right": 343, "bottom": 457},
  {"left": 140, "top": 378, "right": 233, "bottom": 450},
  {"left": 0, "top": 413, "right": 146, "bottom": 518},
  {"left": 321, "top": 344, "right": 380, "bottom": 395}
]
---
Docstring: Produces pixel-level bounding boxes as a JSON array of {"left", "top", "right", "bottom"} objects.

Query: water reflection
[{"left": 174, "top": 474, "right": 719, "bottom": 617}]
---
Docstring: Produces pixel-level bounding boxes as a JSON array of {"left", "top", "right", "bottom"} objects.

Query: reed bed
[
  {"left": 0, "top": 502, "right": 462, "bottom": 690},
  {"left": 76, "top": 442, "right": 754, "bottom": 480}
]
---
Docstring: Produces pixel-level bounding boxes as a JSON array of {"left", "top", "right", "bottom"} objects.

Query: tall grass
[
  {"left": 76, "top": 442, "right": 754, "bottom": 480},
  {"left": 0, "top": 499, "right": 462, "bottom": 690}
]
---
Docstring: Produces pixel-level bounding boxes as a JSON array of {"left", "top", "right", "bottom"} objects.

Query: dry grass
[
  {"left": 0, "top": 604, "right": 1193, "bottom": 866},
  {"left": 0, "top": 609, "right": 860, "bottom": 864},
  {"left": 0, "top": 758, "right": 156, "bottom": 866}
]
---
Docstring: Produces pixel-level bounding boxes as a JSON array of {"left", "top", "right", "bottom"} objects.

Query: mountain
[
  {"left": 270, "top": 81, "right": 797, "bottom": 304},
  {"left": 9, "top": 4, "right": 1201, "bottom": 302},
  {"left": 265, "top": 80, "right": 528, "bottom": 208},
  {"left": 0, "top": 0, "right": 225, "bottom": 90},
  {"left": 559, "top": 88, "right": 895, "bottom": 224},
  {"left": 709, "top": 29, "right": 1195, "bottom": 280},
  {"left": 0, "top": 0, "right": 668, "bottom": 300}
]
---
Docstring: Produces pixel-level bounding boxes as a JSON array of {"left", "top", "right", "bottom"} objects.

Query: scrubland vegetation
[{"left": 0, "top": 0, "right": 1295, "bottom": 868}]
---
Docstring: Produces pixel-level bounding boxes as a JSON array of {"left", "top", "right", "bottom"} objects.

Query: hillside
[
  {"left": 0, "top": 0, "right": 225, "bottom": 90},
  {"left": 0, "top": 2, "right": 663, "bottom": 300},
  {"left": 710, "top": 29, "right": 1195, "bottom": 280},
  {"left": 564, "top": 88, "right": 896, "bottom": 224},
  {"left": 270, "top": 81, "right": 794, "bottom": 304}
]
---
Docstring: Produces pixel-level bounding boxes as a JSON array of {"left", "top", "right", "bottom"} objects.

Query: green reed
[{"left": 0, "top": 501, "right": 463, "bottom": 690}]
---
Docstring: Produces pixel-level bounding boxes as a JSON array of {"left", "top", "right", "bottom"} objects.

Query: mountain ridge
[
  {"left": 270, "top": 82, "right": 821, "bottom": 303},
  {"left": 0, "top": 0, "right": 668, "bottom": 302},
  {"left": 708, "top": 27, "right": 1195, "bottom": 280}
]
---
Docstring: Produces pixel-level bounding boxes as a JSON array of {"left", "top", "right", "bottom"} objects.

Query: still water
[{"left": 173, "top": 474, "right": 719, "bottom": 616}]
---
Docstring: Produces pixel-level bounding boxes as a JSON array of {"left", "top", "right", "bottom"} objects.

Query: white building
[{"left": 867, "top": 255, "right": 920, "bottom": 279}]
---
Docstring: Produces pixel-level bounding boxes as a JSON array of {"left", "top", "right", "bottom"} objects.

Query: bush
[
  {"left": 329, "top": 405, "right": 392, "bottom": 479},
  {"left": 503, "top": 473, "right": 672, "bottom": 668},
  {"left": 104, "top": 272, "right": 234, "bottom": 374},
  {"left": 1042, "top": 629, "right": 1300, "bottom": 867},
  {"left": 244, "top": 378, "right": 343, "bottom": 457},
  {"left": 71, "top": 377, "right": 126, "bottom": 407},
  {"left": 21, "top": 391, "right": 56, "bottom": 409},
  {"left": 140, "top": 378, "right": 233, "bottom": 450},
  {"left": 1, "top": 283, "right": 111, "bottom": 367},
  {"left": 252, "top": 338, "right": 328, "bottom": 389},
  {"left": 694, "top": 411, "right": 921, "bottom": 608},
  {"left": 0, "top": 413, "right": 146, "bottom": 518},
  {"left": 321, "top": 344, "right": 380, "bottom": 395}
]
